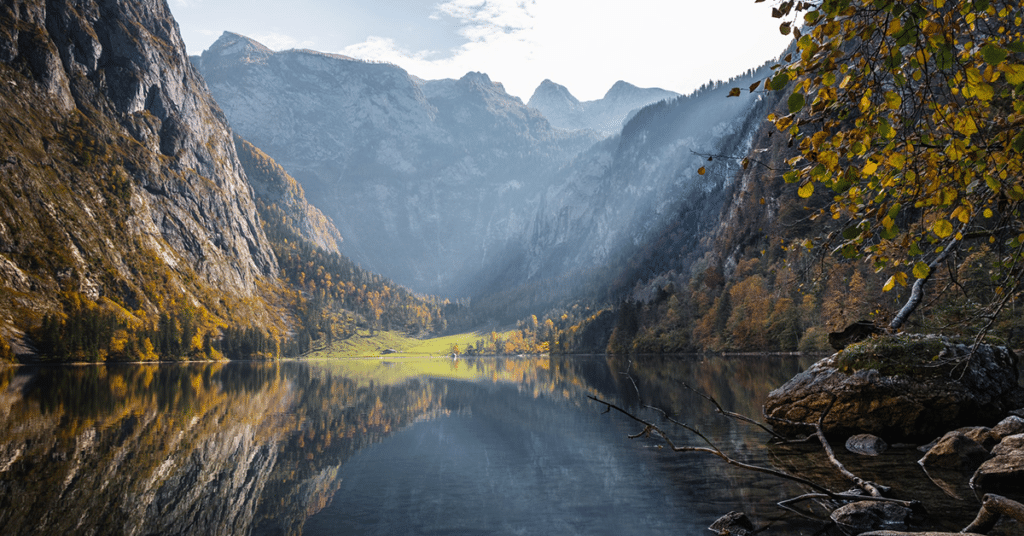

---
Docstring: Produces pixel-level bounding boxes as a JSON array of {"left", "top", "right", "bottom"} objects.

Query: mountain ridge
[
  {"left": 195, "top": 32, "right": 601, "bottom": 295},
  {"left": 527, "top": 79, "right": 680, "bottom": 135}
]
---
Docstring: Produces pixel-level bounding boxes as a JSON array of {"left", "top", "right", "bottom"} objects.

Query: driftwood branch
[
  {"left": 675, "top": 381, "right": 788, "bottom": 441},
  {"left": 588, "top": 396, "right": 837, "bottom": 496},
  {"left": 962, "top": 494, "right": 1024, "bottom": 534},
  {"left": 811, "top": 397, "right": 890, "bottom": 498}
]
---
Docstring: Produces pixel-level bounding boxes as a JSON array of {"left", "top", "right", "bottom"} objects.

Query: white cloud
[{"left": 339, "top": 0, "right": 792, "bottom": 102}]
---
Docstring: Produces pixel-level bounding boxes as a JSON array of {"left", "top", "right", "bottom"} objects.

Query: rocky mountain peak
[
  {"left": 527, "top": 79, "right": 583, "bottom": 112},
  {"left": 206, "top": 31, "right": 274, "bottom": 64}
]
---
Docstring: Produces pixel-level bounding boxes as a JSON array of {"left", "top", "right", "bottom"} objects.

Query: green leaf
[
  {"left": 985, "top": 175, "right": 1001, "bottom": 192},
  {"left": 909, "top": 242, "right": 924, "bottom": 256},
  {"left": 912, "top": 261, "right": 931, "bottom": 279},
  {"left": 842, "top": 226, "right": 862, "bottom": 240},
  {"left": 981, "top": 43, "right": 1007, "bottom": 65},
  {"left": 1012, "top": 132, "right": 1024, "bottom": 153},
  {"left": 783, "top": 171, "right": 800, "bottom": 183},
  {"left": 770, "top": 73, "right": 790, "bottom": 91},
  {"left": 788, "top": 93, "right": 805, "bottom": 113}
]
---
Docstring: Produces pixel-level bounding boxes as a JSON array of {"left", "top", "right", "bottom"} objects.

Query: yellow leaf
[
  {"left": 1000, "top": 63, "right": 1024, "bottom": 85},
  {"left": 884, "top": 91, "right": 902, "bottom": 110},
  {"left": 955, "top": 116, "right": 979, "bottom": 135},
  {"left": 888, "top": 153, "right": 905, "bottom": 170},
  {"left": 912, "top": 261, "right": 931, "bottom": 279},
  {"left": 895, "top": 271, "right": 908, "bottom": 287},
  {"left": 883, "top": 275, "right": 896, "bottom": 292},
  {"left": 984, "top": 208, "right": 993, "bottom": 218},
  {"left": 933, "top": 219, "right": 953, "bottom": 238},
  {"left": 698, "top": 166, "right": 706, "bottom": 175},
  {"left": 862, "top": 160, "right": 879, "bottom": 175},
  {"left": 860, "top": 95, "right": 871, "bottom": 113},
  {"left": 798, "top": 182, "right": 814, "bottom": 198}
]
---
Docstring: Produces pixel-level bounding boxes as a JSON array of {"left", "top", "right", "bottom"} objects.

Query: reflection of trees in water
[{"left": 0, "top": 355, "right": 823, "bottom": 536}]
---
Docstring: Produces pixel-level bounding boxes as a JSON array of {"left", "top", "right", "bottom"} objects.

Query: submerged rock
[
  {"left": 830, "top": 500, "right": 915, "bottom": 533},
  {"left": 917, "top": 431, "right": 991, "bottom": 471},
  {"left": 846, "top": 434, "right": 889, "bottom": 456},
  {"left": 708, "top": 511, "right": 755, "bottom": 535},
  {"left": 763, "top": 335, "right": 1024, "bottom": 442}
]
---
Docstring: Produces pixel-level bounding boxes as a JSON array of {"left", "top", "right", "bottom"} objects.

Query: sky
[{"left": 168, "top": 0, "right": 793, "bottom": 102}]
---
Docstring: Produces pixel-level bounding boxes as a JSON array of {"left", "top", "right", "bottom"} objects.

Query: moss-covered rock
[{"left": 763, "top": 334, "right": 1024, "bottom": 442}]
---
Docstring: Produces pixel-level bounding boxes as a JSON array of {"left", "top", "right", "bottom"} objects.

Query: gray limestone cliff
[
  {"left": 0, "top": 0, "right": 280, "bottom": 333},
  {"left": 194, "top": 32, "right": 600, "bottom": 295}
]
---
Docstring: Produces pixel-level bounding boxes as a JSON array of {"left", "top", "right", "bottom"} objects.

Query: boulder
[
  {"left": 917, "top": 431, "right": 991, "bottom": 471},
  {"left": 991, "top": 415, "right": 1024, "bottom": 440},
  {"left": 971, "top": 454, "right": 1024, "bottom": 495},
  {"left": 846, "top": 434, "right": 889, "bottom": 456},
  {"left": 954, "top": 426, "right": 997, "bottom": 450},
  {"left": 991, "top": 433, "right": 1024, "bottom": 457},
  {"left": 763, "top": 335, "right": 1024, "bottom": 442},
  {"left": 830, "top": 500, "right": 915, "bottom": 533},
  {"left": 708, "top": 511, "right": 755, "bottom": 535}
]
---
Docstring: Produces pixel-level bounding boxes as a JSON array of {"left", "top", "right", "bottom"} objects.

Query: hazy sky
[{"left": 169, "top": 0, "right": 792, "bottom": 102}]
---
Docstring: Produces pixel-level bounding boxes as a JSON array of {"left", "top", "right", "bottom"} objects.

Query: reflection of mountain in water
[{"left": 0, "top": 356, "right": 818, "bottom": 536}]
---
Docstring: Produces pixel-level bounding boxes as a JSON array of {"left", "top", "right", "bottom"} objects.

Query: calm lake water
[{"left": 0, "top": 354, "right": 1000, "bottom": 535}]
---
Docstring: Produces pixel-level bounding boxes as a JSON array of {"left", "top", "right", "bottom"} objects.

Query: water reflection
[{"left": 3, "top": 353, "right": 969, "bottom": 536}]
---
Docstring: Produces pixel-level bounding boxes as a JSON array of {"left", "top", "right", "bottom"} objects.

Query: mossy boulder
[{"left": 763, "top": 334, "right": 1024, "bottom": 442}]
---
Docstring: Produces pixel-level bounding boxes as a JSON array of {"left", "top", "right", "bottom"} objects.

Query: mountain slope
[
  {"left": 0, "top": 0, "right": 283, "bottom": 348},
  {"left": 527, "top": 79, "right": 680, "bottom": 135},
  {"left": 194, "top": 33, "right": 600, "bottom": 295},
  {"left": 470, "top": 67, "right": 776, "bottom": 318}
]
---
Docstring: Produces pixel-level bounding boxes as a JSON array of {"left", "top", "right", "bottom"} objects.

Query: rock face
[
  {"left": 194, "top": 32, "right": 599, "bottom": 295},
  {"left": 476, "top": 64, "right": 776, "bottom": 309},
  {"left": 763, "top": 335, "right": 1024, "bottom": 442},
  {"left": 918, "top": 431, "right": 991, "bottom": 471},
  {"left": 527, "top": 79, "right": 680, "bottom": 135},
  {"left": 0, "top": 0, "right": 278, "bottom": 331}
]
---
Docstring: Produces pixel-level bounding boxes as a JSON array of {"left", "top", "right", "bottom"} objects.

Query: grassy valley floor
[{"left": 304, "top": 330, "right": 517, "bottom": 358}]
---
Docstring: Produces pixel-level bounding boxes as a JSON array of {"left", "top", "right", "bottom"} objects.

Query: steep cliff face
[
  {"left": 469, "top": 67, "right": 776, "bottom": 312},
  {"left": 527, "top": 79, "right": 680, "bottom": 135},
  {"left": 0, "top": 0, "right": 279, "bottom": 335},
  {"left": 195, "top": 33, "right": 600, "bottom": 295}
]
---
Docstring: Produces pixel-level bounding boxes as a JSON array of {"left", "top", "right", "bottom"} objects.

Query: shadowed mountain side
[
  {"left": 194, "top": 32, "right": 600, "bottom": 296},
  {"left": 467, "top": 64, "right": 781, "bottom": 322}
]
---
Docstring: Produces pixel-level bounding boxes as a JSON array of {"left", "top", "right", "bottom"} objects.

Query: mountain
[
  {"left": 527, "top": 79, "right": 680, "bottom": 135},
  {"left": 194, "top": 32, "right": 601, "bottom": 295},
  {"left": 0, "top": 0, "right": 284, "bottom": 345},
  {"left": 468, "top": 68, "right": 776, "bottom": 318}
]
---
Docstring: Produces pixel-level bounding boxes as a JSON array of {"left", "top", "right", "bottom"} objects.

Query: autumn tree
[{"left": 753, "top": 0, "right": 1024, "bottom": 340}]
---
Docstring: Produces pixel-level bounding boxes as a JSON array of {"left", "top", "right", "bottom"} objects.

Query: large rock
[
  {"left": 971, "top": 455, "right": 1024, "bottom": 495},
  {"left": 763, "top": 335, "right": 1024, "bottom": 442},
  {"left": 991, "top": 433, "right": 1024, "bottom": 457},
  {"left": 917, "top": 431, "right": 991, "bottom": 471}
]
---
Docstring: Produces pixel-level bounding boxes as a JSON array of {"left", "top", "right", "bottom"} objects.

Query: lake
[{"left": 0, "top": 354, "right": 998, "bottom": 535}]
